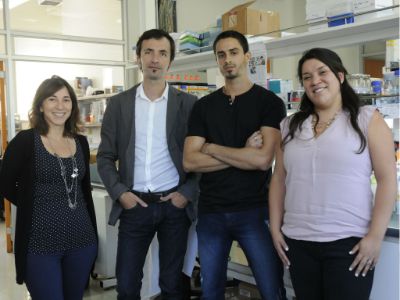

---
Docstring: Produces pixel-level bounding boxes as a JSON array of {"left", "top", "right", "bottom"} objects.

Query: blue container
[
  {"left": 268, "top": 80, "right": 281, "bottom": 93},
  {"left": 328, "top": 13, "right": 354, "bottom": 27},
  {"left": 371, "top": 80, "right": 382, "bottom": 94}
]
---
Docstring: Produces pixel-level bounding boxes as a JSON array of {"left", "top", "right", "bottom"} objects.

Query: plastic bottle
[
  {"left": 393, "top": 69, "right": 400, "bottom": 96},
  {"left": 382, "top": 72, "right": 395, "bottom": 96},
  {"left": 371, "top": 80, "right": 382, "bottom": 94}
]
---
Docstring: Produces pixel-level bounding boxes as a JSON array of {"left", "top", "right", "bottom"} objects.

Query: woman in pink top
[{"left": 269, "top": 48, "right": 397, "bottom": 300}]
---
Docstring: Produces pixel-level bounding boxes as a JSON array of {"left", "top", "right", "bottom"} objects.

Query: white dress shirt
[{"left": 132, "top": 83, "right": 179, "bottom": 192}]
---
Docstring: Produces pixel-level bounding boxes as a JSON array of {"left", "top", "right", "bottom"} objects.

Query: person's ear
[
  {"left": 245, "top": 51, "right": 251, "bottom": 62},
  {"left": 338, "top": 72, "right": 345, "bottom": 84}
]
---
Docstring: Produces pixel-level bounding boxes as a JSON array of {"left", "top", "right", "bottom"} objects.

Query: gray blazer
[{"left": 97, "top": 84, "right": 198, "bottom": 225}]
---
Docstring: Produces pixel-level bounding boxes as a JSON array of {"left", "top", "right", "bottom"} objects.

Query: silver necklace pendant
[
  {"left": 47, "top": 136, "right": 79, "bottom": 210},
  {"left": 55, "top": 153, "right": 79, "bottom": 210},
  {"left": 71, "top": 171, "right": 78, "bottom": 178},
  {"left": 69, "top": 201, "right": 77, "bottom": 210},
  {"left": 60, "top": 164, "right": 66, "bottom": 176}
]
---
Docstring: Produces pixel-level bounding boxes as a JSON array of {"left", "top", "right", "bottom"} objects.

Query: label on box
[{"left": 228, "top": 13, "right": 238, "bottom": 27}]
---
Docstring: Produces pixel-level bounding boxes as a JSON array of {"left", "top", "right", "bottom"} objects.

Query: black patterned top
[{"left": 28, "top": 132, "right": 96, "bottom": 254}]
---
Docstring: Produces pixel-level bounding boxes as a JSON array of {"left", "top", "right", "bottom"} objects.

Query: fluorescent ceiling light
[{"left": 9, "top": 0, "right": 30, "bottom": 9}]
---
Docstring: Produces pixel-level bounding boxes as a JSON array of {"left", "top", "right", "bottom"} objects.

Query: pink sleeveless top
[{"left": 280, "top": 105, "right": 376, "bottom": 242}]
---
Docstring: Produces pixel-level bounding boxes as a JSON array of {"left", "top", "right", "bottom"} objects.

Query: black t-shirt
[{"left": 187, "top": 84, "right": 286, "bottom": 213}]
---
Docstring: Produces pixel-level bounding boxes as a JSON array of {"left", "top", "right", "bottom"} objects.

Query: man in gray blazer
[{"left": 97, "top": 29, "right": 197, "bottom": 300}]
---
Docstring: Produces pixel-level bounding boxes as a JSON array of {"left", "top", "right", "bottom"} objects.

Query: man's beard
[
  {"left": 145, "top": 69, "right": 162, "bottom": 81},
  {"left": 148, "top": 73, "right": 161, "bottom": 80},
  {"left": 224, "top": 72, "right": 238, "bottom": 80}
]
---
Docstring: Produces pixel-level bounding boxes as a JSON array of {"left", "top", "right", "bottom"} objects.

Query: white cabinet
[
  {"left": 370, "top": 236, "right": 399, "bottom": 300},
  {"left": 92, "top": 188, "right": 118, "bottom": 279}
]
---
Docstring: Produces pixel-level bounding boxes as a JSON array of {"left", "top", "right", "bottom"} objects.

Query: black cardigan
[{"left": 0, "top": 129, "right": 98, "bottom": 284}]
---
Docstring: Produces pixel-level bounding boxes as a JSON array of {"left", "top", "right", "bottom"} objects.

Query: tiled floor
[{"left": 0, "top": 220, "right": 118, "bottom": 300}]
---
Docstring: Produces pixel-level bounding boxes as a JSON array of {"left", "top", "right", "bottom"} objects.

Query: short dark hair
[
  {"left": 283, "top": 48, "right": 366, "bottom": 153},
  {"left": 136, "top": 29, "right": 175, "bottom": 62},
  {"left": 213, "top": 30, "right": 249, "bottom": 54},
  {"left": 29, "top": 75, "right": 81, "bottom": 137}
]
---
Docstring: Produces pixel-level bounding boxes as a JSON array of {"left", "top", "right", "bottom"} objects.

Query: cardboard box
[
  {"left": 222, "top": 1, "right": 280, "bottom": 36},
  {"left": 238, "top": 282, "right": 262, "bottom": 299}
]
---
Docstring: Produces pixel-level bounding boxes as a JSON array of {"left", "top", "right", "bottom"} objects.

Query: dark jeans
[
  {"left": 197, "top": 207, "right": 286, "bottom": 300},
  {"left": 285, "top": 236, "right": 375, "bottom": 300},
  {"left": 116, "top": 201, "right": 190, "bottom": 300},
  {"left": 25, "top": 243, "right": 97, "bottom": 300}
]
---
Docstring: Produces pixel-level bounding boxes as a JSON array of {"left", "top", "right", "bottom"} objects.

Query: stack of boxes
[
  {"left": 178, "top": 31, "right": 204, "bottom": 54},
  {"left": 178, "top": 27, "right": 222, "bottom": 54}
]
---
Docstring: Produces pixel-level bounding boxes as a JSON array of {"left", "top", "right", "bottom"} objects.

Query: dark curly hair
[
  {"left": 29, "top": 75, "right": 81, "bottom": 137},
  {"left": 283, "top": 48, "right": 366, "bottom": 153}
]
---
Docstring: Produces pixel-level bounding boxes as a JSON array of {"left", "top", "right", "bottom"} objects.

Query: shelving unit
[
  {"left": 128, "top": 14, "right": 399, "bottom": 73},
  {"left": 77, "top": 93, "right": 116, "bottom": 150},
  {"left": 77, "top": 93, "right": 117, "bottom": 102}
]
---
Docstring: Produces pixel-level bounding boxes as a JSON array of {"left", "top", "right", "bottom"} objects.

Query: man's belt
[{"left": 131, "top": 186, "right": 178, "bottom": 203}]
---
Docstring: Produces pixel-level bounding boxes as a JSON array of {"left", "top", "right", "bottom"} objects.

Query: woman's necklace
[
  {"left": 46, "top": 136, "right": 79, "bottom": 210},
  {"left": 311, "top": 110, "right": 339, "bottom": 135}
]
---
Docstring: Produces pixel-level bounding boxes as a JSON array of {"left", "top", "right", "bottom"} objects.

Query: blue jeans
[
  {"left": 197, "top": 207, "right": 286, "bottom": 300},
  {"left": 25, "top": 243, "right": 97, "bottom": 300},
  {"left": 116, "top": 201, "right": 190, "bottom": 300},
  {"left": 285, "top": 236, "right": 374, "bottom": 300}
]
